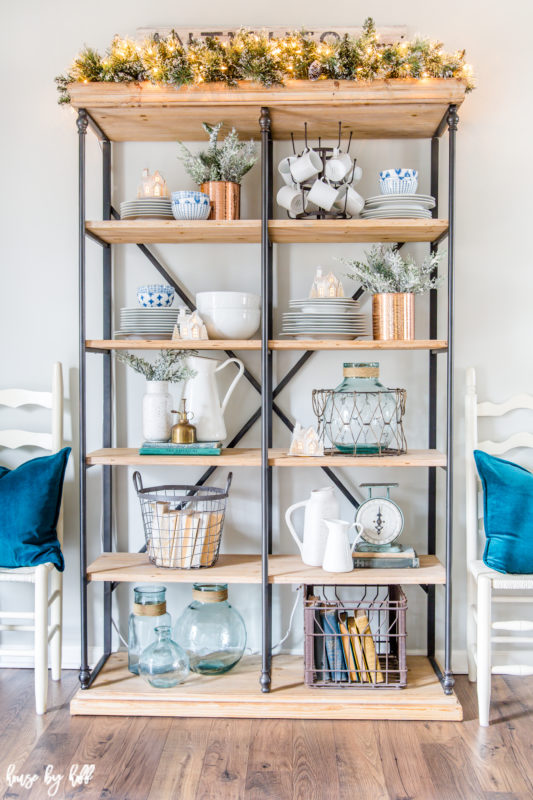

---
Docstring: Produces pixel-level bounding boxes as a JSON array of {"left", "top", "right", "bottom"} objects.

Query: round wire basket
[{"left": 133, "top": 471, "right": 233, "bottom": 569}]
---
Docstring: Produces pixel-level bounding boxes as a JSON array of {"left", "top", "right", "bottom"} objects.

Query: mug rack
[{"left": 285, "top": 122, "right": 358, "bottom": 220}]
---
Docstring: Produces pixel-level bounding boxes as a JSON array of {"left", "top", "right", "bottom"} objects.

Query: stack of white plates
[
  {"left": 361, "top": 194, "right": 435, "bottom": 220},
  {"left": 120, "top": 199, "right": 173, "bottom": 220},
  {"left": 114, "top": 307, "right": 180, "bottom": 339},
  {"left": 280, "top": 297, "right": 368, "bottom": 340}
]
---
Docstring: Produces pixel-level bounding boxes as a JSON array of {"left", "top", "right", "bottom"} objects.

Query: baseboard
[{"left": 0, "top": 646, "right": 103, "bottom": 670}]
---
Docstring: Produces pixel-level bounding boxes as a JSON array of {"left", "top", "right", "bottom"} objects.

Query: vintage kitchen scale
[{"left": 353, "top": 483, "right": 419, "bottom": 568}]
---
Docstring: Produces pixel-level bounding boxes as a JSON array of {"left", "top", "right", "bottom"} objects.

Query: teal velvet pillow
[
  {"left": 474, "top": 449, "right": 533, "bottom": 574},
  {"left": 0, "top": 448, "right": 70, "bottom": 571}
]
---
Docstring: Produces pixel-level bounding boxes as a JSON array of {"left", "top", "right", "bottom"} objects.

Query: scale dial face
[{"left": 355, "top": 498, "right": 404, "bottom": 545}]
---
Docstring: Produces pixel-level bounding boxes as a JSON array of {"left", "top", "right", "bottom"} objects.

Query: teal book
[
  {"left": 139, "top": 444, "right": 221, "bottom": 456},
  {"left": 321, "top": 609, "right": 348, "bottom": 683}
]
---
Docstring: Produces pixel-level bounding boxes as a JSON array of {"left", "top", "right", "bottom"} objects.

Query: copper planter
[
  {"left": 372, "top": 293, "right": 415, "bottom": 340},
  {"left": 200, "top": 181, "right": 240, "bottom": 220}
]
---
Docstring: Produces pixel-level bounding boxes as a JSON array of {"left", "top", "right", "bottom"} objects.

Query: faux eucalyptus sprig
[
  {"left": 177, "top": 122, "right": 258, "bottom": 184},
  {"left": 116, "top": 350, "right": 196, "bottom": 382},
  {"left": 55, "top": 19, "right": 474, "bottom": 104},
  {"left": 340, "top": 244, "right": 443, "bottom": 295}
]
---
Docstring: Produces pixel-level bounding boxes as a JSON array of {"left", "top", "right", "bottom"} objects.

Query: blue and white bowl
[
  {"left": 137, "top": 284, "right": 175, "bottom": 308},
  {"left": 171, "top": 191, "right": 211, "bottom": 220},
  {"left": 379, "top": 169, "right": 419, "bottom": 195}
]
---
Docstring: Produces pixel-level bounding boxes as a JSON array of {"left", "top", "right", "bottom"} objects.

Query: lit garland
[{"left": 55, "top": 18, "right": 474, "bottom": 104}]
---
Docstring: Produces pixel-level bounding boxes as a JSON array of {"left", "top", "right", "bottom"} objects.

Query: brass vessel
[
  {"left": 171, "top": 399, "right": 197, "bottom": 444},
  {"left": 372, "top": 292, "right": 414, "bottom": 341},
  {"left": 200, "top": 181, "right": 240, "bottom": 220}
]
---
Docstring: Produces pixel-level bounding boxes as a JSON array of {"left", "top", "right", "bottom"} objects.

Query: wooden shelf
[
  {"left": 87, "top": 552, "right": 445, "bottom": 586},
  {"left": 86, "top": 339, "right": 262, "bottom": 351},
  {"left": 270, "top": 219, "right": 448, "bottom": 243},
  {"left": 269, "top": 448, "right": 446, "bottom": 467},
  {"left": 68, "top": 79, "right": 466, "bottom": 141},
  {"left": 70, "top": 653, "right": 462, "bottom": 720},
  {"left": 86, "top": 447, "right": 261, "bottom": 466},
  {"left": 85, "top": 447, "right": 446, "bottom": 467},
  {"left": 87, "top": 339, "right": 447, "bottom": 352},
  {"left": 86, "top": 218, "right": 448, "bottom": 245}
]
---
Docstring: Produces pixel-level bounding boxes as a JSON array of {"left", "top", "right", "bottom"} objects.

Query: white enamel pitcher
[
  {"left": 285, "top": 487, "right": 339, "bottom": 566},
  {"left": 183, "top": 356, "right": 244, "bottom": 442},
  {"left": 322, "top": 519, "right": 364, "bottom": 573}
]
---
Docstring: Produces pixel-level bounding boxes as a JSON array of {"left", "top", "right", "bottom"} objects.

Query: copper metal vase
[
  {"left": 200, "top": 181, "right": 240, "bottom": 220},
  {"left": 372, "top": 293, "right": 415, "bottom": 340}
]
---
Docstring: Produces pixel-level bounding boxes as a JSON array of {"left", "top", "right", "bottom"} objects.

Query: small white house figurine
[
  {"left": 289, "top": 422, "right": 324, "bottom": 457},
  {"left": 309, "top": 268, "right": 345, "bottom": 298},
  {"left": 172, "top": 308, "right": 208, "bottom": 340},
  {"left": 137, "top": 168, "right": 169, "bottom": 199}
]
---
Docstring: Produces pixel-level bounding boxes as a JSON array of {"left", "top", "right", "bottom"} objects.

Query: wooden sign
[{"left": 136, "top": 26, "right": 407, "bottom": 46}]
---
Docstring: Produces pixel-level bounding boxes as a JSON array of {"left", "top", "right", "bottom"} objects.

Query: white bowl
[
  {"left": 196, "top": 291, "right": 261, "bottom": 311},
  {"left": 200, "top": 308, "right": 261, "bottom": 339}
]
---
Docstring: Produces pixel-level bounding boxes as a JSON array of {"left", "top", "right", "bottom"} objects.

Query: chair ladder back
[
  {"left": 465, "top": 367, "right": 480, "bottom": 565},
  {"left": 0, "top": 363, "right": 63, "bottom": 455}
]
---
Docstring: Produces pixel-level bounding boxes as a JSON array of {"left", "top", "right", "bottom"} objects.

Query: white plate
[
  {"left": 365, "top": 193, "right": 435, "bottom": 204},
  {"left": 114, "top": 332, "right": 173, "bottom": 340},
  {"left": 279, "top": 332, "right": 365, "bottom": 340},
  {"left": 360, "top": 212, "right": 431, "bottom": 219}
]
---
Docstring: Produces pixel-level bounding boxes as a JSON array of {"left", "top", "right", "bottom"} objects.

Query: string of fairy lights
[{"left": 55, "top": 18, "right": 474, "bottom": 104}]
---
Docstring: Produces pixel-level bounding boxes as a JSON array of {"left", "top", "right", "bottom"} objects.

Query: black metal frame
[{"left": 76, "top": 100, "right": 458, "bottom": 696}]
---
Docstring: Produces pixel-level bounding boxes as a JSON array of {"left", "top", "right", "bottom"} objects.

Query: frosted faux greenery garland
[
  {"left": 177, "top": 123, "right": 258, "bottom": 184},
  {"left": 55, "top": 18, "right": 474, "bottom": 104},
  {"left": 117, "top": 350, "right": 196, "bottom": 382},
  {"left": 340, "top": 244, "right": 443, "bottom": 294}
]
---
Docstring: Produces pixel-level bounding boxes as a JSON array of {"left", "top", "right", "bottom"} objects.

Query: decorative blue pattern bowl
[
  {"left": 171, "top": 191, "right": 211, "bottom": 220},
  {"left": 379, "top": 168, "right": 419, "bottom": 195},
  {"left": 137, "top": 284, "right": 175, "bottom": 307}
]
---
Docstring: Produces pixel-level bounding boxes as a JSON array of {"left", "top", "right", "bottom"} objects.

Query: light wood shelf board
[
  {"left": 270, "top": 339, "right": 447, "bottom": 351},
  {"left": 86, "top": 219, "right": 260, "bottom": 244},
  {"left": 269, "top": 218, "right": 448, "bottom": 243},
  {"left": 87, "top": 553, "right": 263, "bottom": 583},
  {"left": 86, "top": 447, "right": 261, "bottom": 466},
  {"left": 269, "top": 553, "right": 445, "bottom": 585},
  {"left": 70, "top": 653, "right": 462, "bottom": 720},
  {"left": 85, "top": 218, "right": 448, "bottom": 245},
  {"left": 86, "top": 339, "right": 261, "bottom": 351},
  {"left": 86, "top": 552, "right": 445, "bottom": 586},
  {"left": 270, "top": 448, "right": 446, "bottom": 467},
  {"left": 68, "top": 79, "right": 466, "bottom": 141},
  {"left": 85, "top": 447, "right": 445, "bottom": 467},
  {"left": 87, "top": 338, "right": 447, "bottom": 352}
]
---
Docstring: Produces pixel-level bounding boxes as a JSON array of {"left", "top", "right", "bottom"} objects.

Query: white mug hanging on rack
[
  {"left": 307, "top": 178, "right": 340, "bottom": 212},
  {"left": 325, "top": 147, "right": 353, "bottom": 182},
  {"left": 290, "top": 148, "right": 322, "bottom": 183},
  {"left": 276, "top": 184, "right": 304, "bottom": 216},
  {"left": 278, "top": 156, "right": 297, "bottom": 186}
]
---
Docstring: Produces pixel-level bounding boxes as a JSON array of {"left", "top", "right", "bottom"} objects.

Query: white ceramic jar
[{"left": 142, "top": 381, "right": 172, "bottom": 441}]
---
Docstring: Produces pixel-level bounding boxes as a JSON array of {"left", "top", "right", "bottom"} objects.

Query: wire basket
[
  {"left": 133, "top": 471, "right": 232, "bottom": 569},
  {"left": 303, "top": 585, "right": 407, "bottom": 688},
  {"left": 312, "top": 388, "right": 407, "bottom": 455}
]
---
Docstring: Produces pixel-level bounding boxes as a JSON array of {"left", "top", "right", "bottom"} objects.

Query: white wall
[{"left": 1, "top": 0, "right": 532, "bottom": 672}]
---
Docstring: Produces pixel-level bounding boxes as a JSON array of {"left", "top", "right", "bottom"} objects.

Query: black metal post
[
  {"left": 102, "top": 136, "right": 113, "bottom": 657},
  {"left": 260, "top": 107, "right": 273, "bottom": 693},
  {"left": 444, "top": 105, "right": 458, "bottom": 694},
  {"left": 427, "top": 134, "right": 439, "bottom": 660},
  {"left": 77, "top": 109, "right": 90, "bottom": 689}
]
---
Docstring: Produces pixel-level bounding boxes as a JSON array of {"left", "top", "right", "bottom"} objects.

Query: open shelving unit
[{"left": 71, "top": 79, "right": 465, "bottom": 719}]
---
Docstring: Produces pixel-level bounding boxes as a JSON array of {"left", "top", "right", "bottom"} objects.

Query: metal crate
[{"left": 303, "top": 585, "right": 407, "bottom": 688}]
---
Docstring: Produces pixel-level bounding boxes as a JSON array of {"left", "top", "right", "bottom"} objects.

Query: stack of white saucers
[
  {"left": 114, "top": 307, "right": 180, "bottom": 339},
  {"left": 120, "top": 199, "right": 173, "bottom": 220},
  {"left": 361, "top": 194, "right": 435, "bottom": 220},
  {"left": 280, "top": 297, "right": 368, "bottom": 340}
]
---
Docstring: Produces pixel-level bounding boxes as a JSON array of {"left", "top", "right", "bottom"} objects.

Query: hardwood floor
[{"left": 1, "top": 670, "right": 532, "bottom": 800}]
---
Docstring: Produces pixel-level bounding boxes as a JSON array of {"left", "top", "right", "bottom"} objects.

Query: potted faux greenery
[
  {"left": 117, "top": 350, "right": 196, "bottom": 442},
  {"left": 177, "top": 122, "right": 258, "bottom": 220},
  {"left": 340, "top": 245, "right": 442, "bottom": 340}
]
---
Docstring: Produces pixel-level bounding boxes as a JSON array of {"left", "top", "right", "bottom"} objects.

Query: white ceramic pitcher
[
  {"left": 322, "top": 519, "right": 364, "bottom": 573},
  {"left": 183, "top": 356, "right": 244, "bottom": 442},
  {"left": 285, "top": 487, "right": 339, "bottom": 566}
]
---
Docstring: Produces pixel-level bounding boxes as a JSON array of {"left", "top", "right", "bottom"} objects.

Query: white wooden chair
[
  {"left": 0, "top": 363, "right": 64, "bottom": 714},
  {"left": 465, "top": 367, "right": 533, "bottom": 726}
]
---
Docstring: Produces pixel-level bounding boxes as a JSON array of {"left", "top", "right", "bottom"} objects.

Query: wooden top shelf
[
  {"left": 87, "top": 339, "right": 447, "bottom": 352},
  {"left": 86, "top": 218, "right": 448, "bottom": 244},
  {"left": 86, "top": 447, "right": 446, "bottom": 468},
  {"left": 68, "top": 79, "right": 466, "bottom": 141},
  {"left": 86, "top": 552, "right": 445, "bottom": 585}
]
